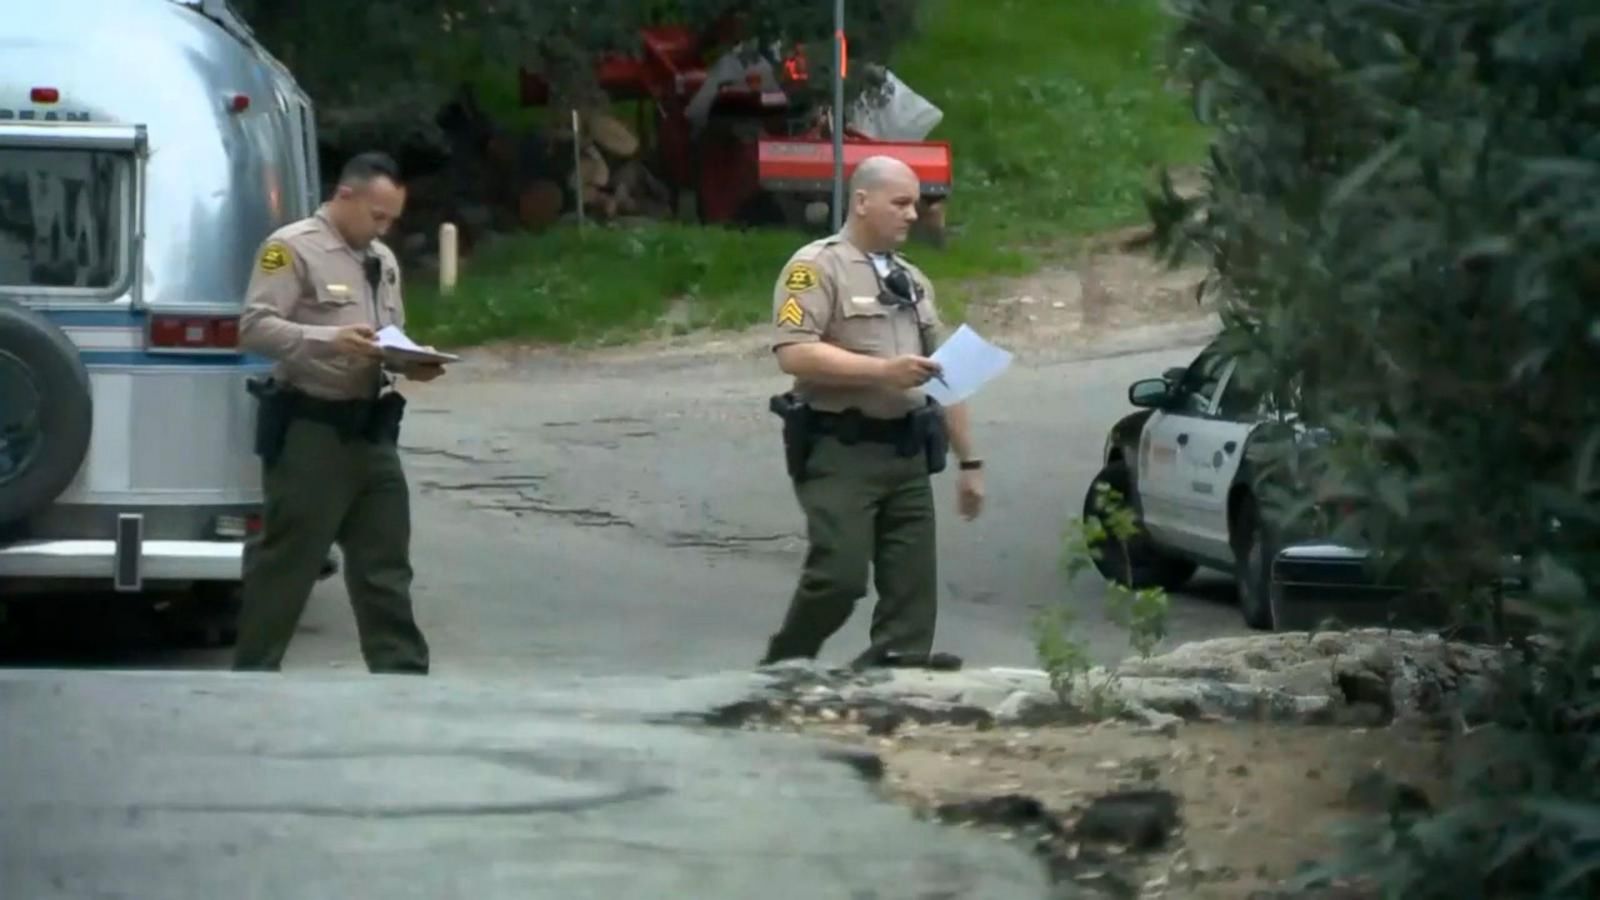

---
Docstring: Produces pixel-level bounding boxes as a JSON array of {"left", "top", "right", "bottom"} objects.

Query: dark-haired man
[{"left": 232, "top": 151, "right": 436, "bottom": 674}]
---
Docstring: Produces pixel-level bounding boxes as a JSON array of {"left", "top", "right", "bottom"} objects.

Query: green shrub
[{"left": 1149, "top": 0, "right": 1600, "bottom": 894}]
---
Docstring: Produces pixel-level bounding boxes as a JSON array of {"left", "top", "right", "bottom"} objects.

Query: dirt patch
[
  {"left": 960, "top": 246, "right": 1216, "bottom": 356},
  {"left": 784, "top": 716, "right": 1454, "bottom": 898},
  {"left": 445, "top": 239, "right": 1219, "bottom": 378}
]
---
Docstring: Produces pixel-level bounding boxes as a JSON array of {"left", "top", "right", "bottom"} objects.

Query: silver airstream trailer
[{"left": 0, "top": 0, "right": 326, "bottom": 632}]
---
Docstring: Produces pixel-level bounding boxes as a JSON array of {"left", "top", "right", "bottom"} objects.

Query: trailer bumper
[{"left": 0, "top": 536, "right": 242, "bottom": 590}]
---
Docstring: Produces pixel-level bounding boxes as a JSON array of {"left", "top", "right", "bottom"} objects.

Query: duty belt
[
  {"left": 768, "top": 392, "right": 949, "bottom": 481},
  {"left": 281, "top": 386, "right": 405, "bottom": 444},
  {"left": 809, "top": 408, "right": 915, "bottom": 445},
  {"left": 285, "top": 390, "right": 378, "bottom": 429},
  {"left": 247, "top": 376, "right": 406, "bottom": 467}
]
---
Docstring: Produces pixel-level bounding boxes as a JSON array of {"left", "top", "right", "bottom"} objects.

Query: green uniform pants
[
  {"left": 762, "top": 435, "right": 938, "bottom": 665},
  {"left": 232, "top": 418, "right": 429, "bottom": 674}
]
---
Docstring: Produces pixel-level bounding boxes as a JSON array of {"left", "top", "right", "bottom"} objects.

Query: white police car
[
  {"left": 1087, "top": 338, "right": 1550, "bottom": 633},
  {"left": 1084, "top": 338, "right": 1318, "bottom": 630}
]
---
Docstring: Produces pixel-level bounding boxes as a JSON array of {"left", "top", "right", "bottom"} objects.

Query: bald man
[{"left": 762, "top": 155, "right": 985, "bottom": 671}]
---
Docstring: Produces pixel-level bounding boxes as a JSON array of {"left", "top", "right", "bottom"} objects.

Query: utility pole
[{"left": 831, "top": 0, "right": 845, "bottom": 231}]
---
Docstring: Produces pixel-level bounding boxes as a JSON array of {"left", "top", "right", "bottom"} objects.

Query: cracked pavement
[
  {"left": 239, "top": 321, "right": 1248, "bottom": 678},
  {"left": 0, "top": 321, "right": 1256, "bottom": 899},
  {"left": 1, "top": 320, "right": 1246, "bottom": 677},
  {"left": 0, "top": 668, "right": 1055, "bottom": 899}
]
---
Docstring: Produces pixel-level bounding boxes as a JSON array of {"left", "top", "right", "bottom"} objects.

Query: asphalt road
[
  {"left": 1, "top": 322, "right": 1245, "bottom": 899},
  {"left": 1, "top": 322, "right": 1247, "bottom": 676},
  {"left": 1, "top": 667, "right": 1058, "bottom": 900}
]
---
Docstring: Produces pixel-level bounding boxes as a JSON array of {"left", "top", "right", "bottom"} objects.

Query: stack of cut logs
[
  {"left": 416, "top": 83, "right": 678, "bottom": 248},
  {"left": 558, "top": 109, "right": 676, "bottom": 223}
]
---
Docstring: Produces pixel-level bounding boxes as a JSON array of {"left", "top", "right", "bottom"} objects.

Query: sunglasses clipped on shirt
[{"left": 876, "top": 259, "right": 926, "bottom": 309}]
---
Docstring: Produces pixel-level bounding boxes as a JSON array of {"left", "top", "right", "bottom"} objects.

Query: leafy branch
[{"left": 1034, "top": 480, "right": 1170, "bottom": 715}]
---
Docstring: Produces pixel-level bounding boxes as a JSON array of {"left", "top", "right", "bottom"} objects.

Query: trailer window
[{"left": 0, "top": 148, "right": 130, "bottom": 293}]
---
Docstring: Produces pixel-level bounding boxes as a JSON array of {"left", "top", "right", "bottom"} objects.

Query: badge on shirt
[
  {"left": 258, "top": 242, "right": 291, "bottom": 273},
  {"left": 782, "top": 262, "right": 819, "bottom": 293}
]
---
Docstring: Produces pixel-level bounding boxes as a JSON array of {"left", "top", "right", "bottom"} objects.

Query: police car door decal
[
  {"left": 1178, "top": 360, "right": 1257, "bottom": 559},
  {"left": 1138, "top": 409, "right": 1188, "bottom": 541}
]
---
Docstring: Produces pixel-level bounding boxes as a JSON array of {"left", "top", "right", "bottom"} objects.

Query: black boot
[{"left": 851, "top": 649, "right": 963, "bottom": 671}]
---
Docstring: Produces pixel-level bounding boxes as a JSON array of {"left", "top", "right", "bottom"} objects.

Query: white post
[
  {"left": 438, "top": 222, "right": 458, "bottom": 296},
  {"left": 572, "top": 108, "right": 586, "bottom": 232}
]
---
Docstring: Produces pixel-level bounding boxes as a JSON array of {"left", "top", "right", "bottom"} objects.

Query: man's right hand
[
  {"left": 333, "top": 325, "right": 382, "bottom": 359},
  {"left": 879, "top": 354, "right": 943, "bottom": 390}
]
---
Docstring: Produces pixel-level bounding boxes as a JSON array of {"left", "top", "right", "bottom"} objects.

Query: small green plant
[{"left": 1033, "top": 479, "right": 1171, "bottom": 715}]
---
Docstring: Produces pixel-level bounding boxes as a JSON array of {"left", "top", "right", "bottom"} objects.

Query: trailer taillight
[
  {"left": 30, "top": 87, "right": 59, "bottom": 104},
  {"left": 149, "top": 314, "right": 240, "bottom": 350},
  {"left": 213, "top": 513, "right": 262, "bottom": 539}
]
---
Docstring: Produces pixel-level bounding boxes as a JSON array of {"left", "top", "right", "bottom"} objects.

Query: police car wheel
[
  {"left": 0, "top": 300, "right": 93, "bottom": 528},
  {"left": 1084, "top": 461, "right": 1197, "bottom": 591},
  {"left": 1233, "top": 496, "right": 1279, "bottom": 631}
]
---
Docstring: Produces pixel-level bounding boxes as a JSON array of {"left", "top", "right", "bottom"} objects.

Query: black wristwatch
[{"left": 959, "top": 459, "right": 983, "bottom": 471}]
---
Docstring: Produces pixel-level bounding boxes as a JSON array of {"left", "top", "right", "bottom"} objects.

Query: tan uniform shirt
[
  {"left": 239, "top": 206, "right": 405, "bottom": 401},
  {"left": 770, "top": 231, "right": 947, "bottom": 419}
]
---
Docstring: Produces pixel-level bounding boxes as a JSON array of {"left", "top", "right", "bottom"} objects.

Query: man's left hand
[
  {"left": 957, "top": 468, "right": 985, "bottom": 520},
  {"left": 403, "top": 362, "right": 446, "bottom": 383}
]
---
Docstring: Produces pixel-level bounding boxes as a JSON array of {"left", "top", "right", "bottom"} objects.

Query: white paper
[
  {"left": 375, "top": 325, "right": 459, "bottom": 363},
  {"left": 923, "top": 324, "right": 1013, "bottom": 405},
  {"left": 375, "top": 325, "right": 422, "bottom": 352}
]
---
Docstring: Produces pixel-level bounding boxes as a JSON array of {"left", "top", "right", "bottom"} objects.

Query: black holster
[
  {"left": 364, "top": 391, "right": 407, "bottom": 445},
  {"left": 910, "top": 397, "right": 950, "bottom": 475},
  {"left": 769, "top": 392, "right": 815, "bottom": 483},
  {"left": 246, "top": 376, "right": 292, "bottom": 468}
]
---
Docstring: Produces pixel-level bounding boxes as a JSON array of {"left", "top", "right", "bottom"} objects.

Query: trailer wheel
[{"left": 0, "top": 300, "right": 92, "bottom": 528}]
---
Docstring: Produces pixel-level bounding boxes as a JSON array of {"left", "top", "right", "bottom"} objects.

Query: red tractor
[{"left": 517, "top": 17, "right": 952, "bottom": 234}]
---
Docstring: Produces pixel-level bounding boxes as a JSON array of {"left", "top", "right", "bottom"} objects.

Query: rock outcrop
[
  {"left": 1110, "top": 628, "right": 1502, "bottom": 727},
  {"left": 707, "top": 629, "right": 1504, "bottom": 734}
]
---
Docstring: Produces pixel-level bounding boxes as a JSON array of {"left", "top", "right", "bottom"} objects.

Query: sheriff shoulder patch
[
  {"left": 258, "top": 242, "right": 291, "bottom": 273},
  {"left": 776, "top": 295, "right": 805, "bottom": 328},
  {"left": 782, "top": 262, "right": 820, "bottom": 293}
]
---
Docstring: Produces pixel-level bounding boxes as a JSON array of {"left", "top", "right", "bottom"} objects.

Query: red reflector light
[
  {"left": 149, "top": 315, "right": 240, "bottom": 350},
  {"left": 228, "top": 93, "right": 249, "bottom": 113},
  {"left": 246, "top": 514, "right": 262, "bottom": 535},
  {"left": 784, "top": 56, "right": 808, "bottom": 82},
  {"left": 30, "top": 87, "right": 59, "bottom": 104},
  {"left": 214, "top": 317, "right": 239, "bottom": 346}
]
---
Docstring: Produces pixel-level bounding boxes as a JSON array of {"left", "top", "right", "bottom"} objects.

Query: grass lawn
[{"left": 405, "top": 0, "right": 1208, "bottom": 348}]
